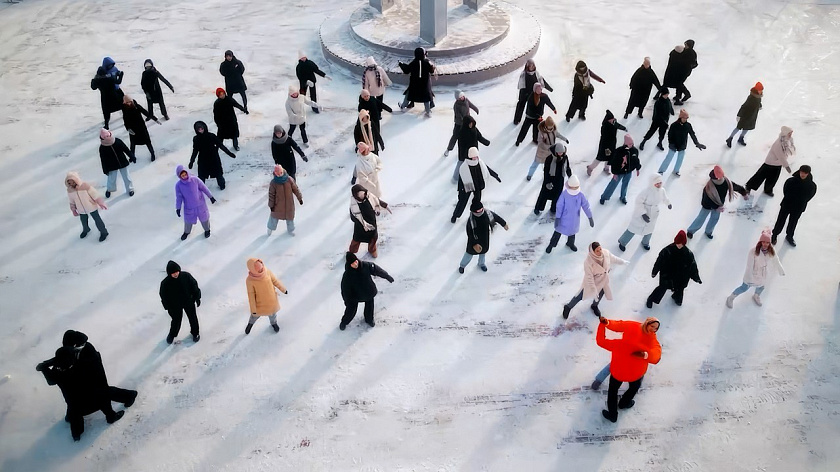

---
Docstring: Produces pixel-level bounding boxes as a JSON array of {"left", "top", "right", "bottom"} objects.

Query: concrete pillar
[
  {"left": 369, "top": 0, "right": 394, "bottom": 13},
  {"left": 420, "top": 0, "right": 447, "bottom": 45},
  {"left": 463, "top": 0, "right": 488, "bottom": 10}
]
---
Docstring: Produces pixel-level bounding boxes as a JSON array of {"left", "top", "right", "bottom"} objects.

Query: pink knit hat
[
  {"left": 99, "top": 128, "right": 115, "bottom": 146},
  {"left": 759, "top": 229, "right": 772, "bottom": 243},
  {"left": 624, "top": 133, "right": 634, "bottom": 147},
  {"left": 273, "top": 165, "right": 284, "bottom": 177},
  {"left": 713, "top": 165, "right": 724, "bottom": 179},
  {"left": 357, "top": 142, "right": 370, "bottom": 154}
]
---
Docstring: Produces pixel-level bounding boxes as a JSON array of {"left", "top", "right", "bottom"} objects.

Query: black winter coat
[
  {"left": 159, "top": 272, "right": 201, "bottom": 310},
  {"left": 61, "top": 331, "right": 110, "bottom": 403},
  {"left": 399, "top": 49, "right": 435, "bottom": 103},
  {"left": 351, "top": 197, "right": 379, "bottom": 243},
  {"left": 121, "top": 100, "right": 154, "bottom": 146},
  {"left": 190, "top": 122, "right": 234, "bottom": 179},
  {"left": 358, "top": 96, "right": 392, "bottom": 122},
  {"left": 651, "top": 96, "right": 675, "bottom": 124},
  {"left": 219, "top": 57, "right": 247, "bottom": 93},
  {"left": 700, "top": 173, "right": 747, "bottom": 210},
  {"left": 781, "top": 174, "right": 817, "bottom": 212},
  {"left": 466, "top": 211, "right": 507, "bottom": 255},
  {"left": 628, "top": 66, "right": 661, "bottom": 107},
  {"left": 667, "top": 120, "right": 700, "bottom": 151},
  {"left": 596, "top": 118, "right": 627, "bottom": 161},
  {"left": 271, "top": 138, "right": 304, "bottom": 177},
  {"left": 538, "top": 151, "right": 572, "bottom": 203},
  {"left": 608, "top": 146, "right": 641, "bottom": 175},
  {"left": 652, "top": 243, "right": 701, "bottom": 290},
  {"left": 213, "top": 96, "right": 245, "bottom": 139},
  {"left": 570, "top": 71, "right": 601, "bottom": 108},
  {"left": 523, "top": 93, "right": 556, "bottom": 119},
  {"left": 99, "top": 139, "right": 134, "bottom": 174},
  {"left": 91, "top": 75, "right": 124, "bottom": 113},
  {"left": 456, "top": 116, "right": 491, "bottom": 161},
  {"left": 663, "top": 48, "right": 696, "bottom": 87},
  {"left": 736, "top": 93, "right": 762, "bottom": 130},
  {"left": 140, "top": 67, "right": 173, "bottom": 103},
  {"left": 40, "top": 364, "right": 101, "bottom": 415},
  {"left": 341, "top": 261, "right": 393, "bottom": 302},
  {"left": 457, "top": 163, "right": 500, "bottom": 193},
  {"left": 296, "top": 59, "right": 326, "bottom": 85}
]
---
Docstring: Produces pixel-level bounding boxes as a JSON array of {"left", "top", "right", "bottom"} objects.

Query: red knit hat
[
  {"left": 754, "top": 81, "right": 764, "bottom": 92},
  {"left": 215, "top": 88, "right": 226, "bottom": 98},
  {"left": 674, "top": 230, "right": 687, "bottom": 245}
]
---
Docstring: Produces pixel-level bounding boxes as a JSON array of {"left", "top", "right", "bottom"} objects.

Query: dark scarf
[
  {"left": 362, "top": 65, "right": 382, "bottom": 89},
  {"left": 273, "top": 174, "right": 289, "bottom": 185}
]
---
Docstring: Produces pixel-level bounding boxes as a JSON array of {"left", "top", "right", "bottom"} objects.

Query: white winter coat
[
  {"left": 627, "top": 182, "right": 671, "bottom": 235},
  {"left": 286, "top": 94, "right": 317, "bottom": 126},
  {"left": 362, "top": 66, "right": 392, "bottom": 97},
  {"left": 764, "top": 127, "right": 795, "bottom": 168},
  {"left": 355, "top": 151, "right": 383, "bottom": 199},
  {"left": 742, "top": 248, "right": 785, "bottom": 286},
  {"left": 65, "top": 172, "right": 103, "bottom": 215},
  {"left": 580, "top": 248, "right": 628, "bottom": 300}
]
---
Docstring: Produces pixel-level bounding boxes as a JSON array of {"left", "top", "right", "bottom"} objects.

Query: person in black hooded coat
[
  {"left": 535, "top": 142, "right": 572, "bottom": 215},
  {"left": 625, "top": 57, "right": 661, "bottom": 119},
  {"left": 271, "top": 124, "right": 307, "bottom": 180},
  {"left": 586, "top": 110, "right": 627, "bottom": 175},
  {"left": 296, "top": 51, "right": 328, "bottom": 112},
  {"left": 663, "top": 40, "right": 698, "bottom": 105},
  {"left": 159, "top": 260, "right": 201, "bottom": 344},
  {"left": 219, "top": 50, "right": 248, "bottom": 110},
  {"left": 91, "top": 66, "right": 124, "bottom": 129},
  {"left": 120, "top": 95, "right": 159, "bottom": 161},
  {"left": 399, "top": 47, "right": 436, "bottom": 114},
  {"left": 340, "top": 252, "right": 394, "bottom": 330},
  {"left": 565, "top": 60, "right": 605, "bottom": 121},
  {"left": 772, "top": 165, "right": 817, "bottom": 246},
  {"left": 213, "top": 88, "right": 247, "bottom": 151},
  {"left": 646, "top": 230, "right": 701, "bottom": 307},
  {"left": 459, "top": 200, "right": 509, "bottom": 273},
  {"left": 189, "top": 120, "right": 236, "bottom": 189},
  {"left": 452, "top": 116, "right": 491, "bottom": 182},
  {"left": 140, "top": 59, "right": 174, "bottom": 120},
  {"left": 640, "top": 87, "right": 675, "bottom": 151}
]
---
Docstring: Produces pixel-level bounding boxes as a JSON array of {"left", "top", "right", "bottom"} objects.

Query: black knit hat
[
  {"left": 346, "top": 252, "right": 359, "bottom": 265},
  {"left": 167, "top": 260, "right": 181, "bottom": 275},
  {"left": 798, "top": 165, "right": 811, "bottom": 174},
  {"left": 470, "top": 200, "right": 484, "bottom": 213}
]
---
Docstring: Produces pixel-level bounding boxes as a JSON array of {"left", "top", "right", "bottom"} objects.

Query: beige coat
[
  {"left": 268, "top": 177, "right": 303, "bottom": 221},
  {"left": 246, "top": 258, "right": 287, "bottom": 315},
  {"left": 355, "top": 151, "right": 383, "bottom": 199},
  {"left": 764, "top": 126, "right": 795, "bottom": 168},
  {"left": 580, "top": 248, "right": 628, "bottom": 300},
  {"left": 65, "top": 172, "right": 103, "bottom": 215},
  {"left": 535, "top": 124, "right": 568, "bottom": 163}
]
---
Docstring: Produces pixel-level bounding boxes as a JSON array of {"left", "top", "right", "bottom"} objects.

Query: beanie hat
[
  {"left": 623, "top": 133, "right": 634, "bottom": 147},
  {"left": 357, "top": 142, "right": 370, "bottom": 154},
  {"left": 346, "top": 252, "right": 358, "bottom": 265},
  {"left": 288, "top": 84, "right": 299, "bottom": 95},
  {"left": 99, "top": 128, "right": 115, "bottom": 146},
  {"left": 224, "top": 50, "right": 234, "bottom": 57},
  {"left": 759, "top": 230, "right": 772, "bottom": 243},
  {"left": 713, "top": 165, "right": 724, "bottom": 179},
  {"left": 166, "top": 260, "right": 181, "bottom": 275},
  {"left": 659, "top": 86, "right": 670, "bottom": 96},
  {"left": 604, "top": 109, "right": 615, "bottom": 121},
  {"left": 551, "top": 141, "right": 567, "bottom": 156},
  {"left": 272, "top": 124, "right": 287, "bottom": 144},
  {"left": 652, "top": 174, "right": 663, "bottom": 186},
  {"left": 642, "top": 317, "right": 661, "bottom": 331},
  {"left": 674, "top": 230, "right": 687, "bottom": 245},
  {"left": 754, "top": 81, "right": 764, "bottom": 92},
  {"left": 298, "top": 50, "right": 306, "bottom": 60},
  {"left": 467, "top": 147, "right": 479, "bottom": 159},
  {"left": 364, "top": 56, "right": 376, "bottom": 67},
  {"left": 273, "top": 165, "right": 284, "bottom": 177},
  {"left": 566, "top": 175, "right": 581, "bottom": 195},
  {"left": 215, "top": 88, "right": 225, "bottom": 98},
  {"left": 674, "top": 45, "right": 685, "bottom": 53},
  {"left": 798, "top": 165, "right": 811, "bottom": 174},
  {"left": 685, "top": 39, "right": 695, "bottom": 49},
  {"left": 470, "top": 200, "right": 484, "bottom": 213},
  {"left": 533, "top": 82, "right": 543, "bottom": 93},
  {"left": 679, "top": 109, "right": 689, "bottom": 119}
]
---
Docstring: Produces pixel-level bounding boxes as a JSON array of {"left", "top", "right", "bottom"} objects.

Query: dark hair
[
  {"left": 755, "top": 241, "right": 775, "bottom": 257},
  {"left": 590, "top": 242, "right": 601, "bottom": 251}
]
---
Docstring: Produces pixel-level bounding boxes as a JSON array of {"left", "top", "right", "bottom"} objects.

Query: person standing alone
[{"left": 159, "top": 260, "right": 201, "bottom": 344}]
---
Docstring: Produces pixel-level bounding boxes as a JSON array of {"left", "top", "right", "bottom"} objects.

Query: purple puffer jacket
[
  {"left": 553, "top": 189, "right": 592, "bottom": 235},
  {"left": 175, "top": 165, "right": 213, "bottom": 224}
]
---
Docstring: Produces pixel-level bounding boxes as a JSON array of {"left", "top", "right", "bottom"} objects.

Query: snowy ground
[{"left": 1, "top": 0, "right": 839, "bottom": 470}]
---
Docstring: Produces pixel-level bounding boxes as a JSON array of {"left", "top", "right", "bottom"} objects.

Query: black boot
[
  {"left": 566, "top": 235, "right": 577, "bottom": 252},
  {"left": 562, "top": 304, "right": 571, "bottom": 319},
  {"left": 639, "top": 140, "right": 646, "bottom": 151},
  {"left": 590, "top": 302, "right": 601, "bottom": 317},
  {"left": 245, "top": 323, "right": 253, "bottom": 334},
  {"left": 726, "top": 137, "right": 733, "bottom": 148},
  {"left": 106, "top": 410, "right": 125, "bottom": 424}
]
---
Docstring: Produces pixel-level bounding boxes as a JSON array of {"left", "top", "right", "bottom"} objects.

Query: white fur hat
[
  {"left": 468, "top": 147, "right": 480, "bottom": 159},
  {"left": 298, "top": 50, "right": 306, "bottom": 59}
]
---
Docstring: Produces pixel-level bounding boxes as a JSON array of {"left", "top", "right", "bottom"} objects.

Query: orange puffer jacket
[{"left": 596, "top": 319, "right": 661, "bottom": 382}]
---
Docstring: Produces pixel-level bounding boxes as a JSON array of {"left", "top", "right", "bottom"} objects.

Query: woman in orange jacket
[
  {"left": 596, "top": 316, "right": 661, "bottom": 422},
  {"left": 245, "top": 258, "right": 288, "bottom": 334}
]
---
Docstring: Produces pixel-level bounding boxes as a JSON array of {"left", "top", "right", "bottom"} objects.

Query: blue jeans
[
  {"left": 728, "top": 128, "right": 748, "bottom": 140},
  {"left": 601, "top": 173, "right": 632, "bottom": 201},
  {"left": 618, "top": 229, "right": 652, "bottom": 247},
  {"left": 106, "top": 167, "right": 133, "bottom": 193},
  {"left": 658, "top": 148, "right": 686, "bottom": 174},
  {"left": 268, "top": 217, "right": 295, "bottom": 233},
  {"left": 453, "top": 159, "right": 464, "bottom": 182},
  {"left": 687, "top": 207, "right": 721, "bottom": 236},
  {"left": 595, "top": 363, "right": 611, "bottom": 383},
  {"left": 732, "top": 282, "right": 764, "bottom": 296},
  {"left": 460, "top": 252, "right": 486, "bottom": 269},
  {"left": 401, "top": 97, "right": 431, "bottom": 113},
  {"left": 527, "top": 158, "right": 540, "bottom": 178}
]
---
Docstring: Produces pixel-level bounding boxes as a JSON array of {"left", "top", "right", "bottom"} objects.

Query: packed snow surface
[{"left": 0, "top": 0, "right": 839, "bottom": 471}]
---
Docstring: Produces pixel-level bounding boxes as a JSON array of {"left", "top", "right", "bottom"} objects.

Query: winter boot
[
  {"left": 752, "top": 294, "right": 762, "bottom": 306},
  {"left": 339, "top": 322, "right": 347, "bottom": 331},
  {"left": 590, "top": 302, "right": 601, "bottom": 317},
  {"left": 738, "top": 137, "right": 747, "bottom": 146},
  {"left": 366, "top": 319, "right": 375, "bottom": 328},
  {"left": 579, "top": 112, "right": 586, "bottom": 121},
  {"left": 533, "top": 208, "right": 540, "bottom": 215},
  {"left": 444, "top": 149, "right": 450, "bottom": 157},
  {"left": 562, "top": 304, "right": 571, "bottom": 319},
  {"left": 686, "top": 231, "right": 694, "bottom": 239},
  {"left": 705, "top": 232, "right": 714, "bottom": 240},
  {"left": 566, "top": 239, "right": 578, "bottom": 252},
  {"left": 458, "top": 266, "right": 465, "bottom": 274},
  {"left": 618, "top": 242, "right": 626, "bottom": 252},
  {"left": 725, "top": 294, "right": 736, "bottom": 308},
  {"left": 726, "top": 137, "right": 733, "bottom": 148},
  {"left": 245, "top": 323, "right": 253, "bottom": 335},
  {"left": 599, "top": 198, "right": 606, "bottom": 205},
  {"left": 166, "top": 334, "right": 175, "bottom": 344},
  {"left": 479, "top": 265, "right": 488, "bottom": 272},
  {"left": 204, "top": 230, "right": 211, "bottom": 238},
  {"left": 646, "top": 298, "right": 654, "bottom": 309},
  {"left": 124, "top": 391, "right": 138, "bottom": 408},
  {"left": 602, "top": 409, "right": 617, "bottom": 423},
  {"left": 591, "top": 380, "right": 602, "bottom": 390},
  {"left": 80, "top": 229, "right": 90, "bottom": 239},
  {"left": 106, "top": 410, "right": 125, "bottom": 424},
  {"left": 105, "top": 191, "right": 111, "bottom": 198},
  {"left": 450, "top": 216, "right": 457, "bottom": 224},
  {"left": 180, "top": 233, "right": 189, "bottom": 241},
  {"left": 637, "top": 111, "right": 644, "bottom": 119},
  {"left": 642, "top": 244, "right": 650, "bottom": 251},
  {"left": 150, "top": 153, "right": 156, "bottom": 162},
  {"left": 98, "top": 232, "right": 109, "bottom": 242},
  {"left": 193, "top": 334, "right": 200, "bottom": 342},
  {"left": 129, "top": 190, "right": 135, "bottom": 197},
  {"left": 272, "top": 323, "right": 280, "bottom": 333},
  {"left": 785, "top": 236, "right": 797, "bottom": 247},
  {"left": 620, "top": 197, "right": 627, "bottom": 204},
  {"left": 639, "top": 140, "right": 646, "bottom": 151},
  {"left": 618, "top": 399, "right": 635, "bottom": 410},
  {"left": 267, "top": 228, "right": 273, "bottom": 236},
  {"left": 526, "top": 175, "right": 532, "bottom": 181},
  {"left": 656, "top": 142, "right": 665, "bottom": 151},
  {"left": 623, "top": 112, "right": 629, "bottom": 119}
]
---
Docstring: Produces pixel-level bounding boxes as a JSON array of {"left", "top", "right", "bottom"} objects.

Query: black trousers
[
  {"left": 565, "top": 97, "right": 590, "bottom": 120},
  {"left": 773, "top": 206, "right": 802, "bottom": 238},
  {"left": 342, "top": 299, "right": 374, "bottom": 325},
  {"left": 745, "top": 164, "right": 782, "bottom": 193},
  {"left": 226, "top": 90, "right": 247, "bottom": 109},
  {"left": 625, "top": 98, "right": 645, "bottom": 117},
  {"left": 168, "top": 304, "right": 199, "bottom": 337},
  {"left": 643, "top": 121, "right": 668, "bottom": 143},
  {"left": 372, "top": 120, "right": 385, "bottom": 150},
  {"left": 453, "top": 189, "right": 481, "bottom": 219},
  {"left": 146, "top": 95, "right": 168, "bottom": 118},
  {"left": 535, "top": 190, "right": 559, "bottom": 213},
  {"left": 516, "top": 117, "right": 540, "bottom": 144},
  {"left": 67, "top": 386, "right": 134, "bottom": 438},
  {"left": 289, "top": 123, "right": 308, "bottom": 143},
  {"left": 547, "top": 232, "right": 575, "bottom": 250},
  {"left": 675, "top": 83, "right": 690, "bottom": 101},
  {"left": 300, "top": 80, "right": 317, "bottom": 104},
  {"left": 513, "top": 89, "right": 529, "bottom": 123},
  {"left": 607, "top": 375, "right": 643, "bottom": 416},
  {"left": 647, "top": 283, "right": 684, "bottom": 305},
  {"left": 200, "top": 175, "right": 226, "bottom": 190},
  {"left": 130, "top": 142, "right": 155, "bottom": 159}
]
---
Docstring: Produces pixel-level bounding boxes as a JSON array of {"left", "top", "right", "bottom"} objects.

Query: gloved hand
[
  {"left": 642, "top": 214, "right": 651, "bottom": 223},
  {"left": 546, "top": 183, "right": 554, "bottom": 190},
  {"left": 565, "top": 138, "right": 570, "bottom": 144},
  {"left": 228, "top": 152, "right": 236, "bottom": 158},
  {"left": 196, "top": 299, "right": 201, "bottom": 307},
  {"left": 169, "top": 86, "right": 175, "bottom": 93},
  {"left": 386, "top": 276, "right": 394, "bottom": 283},
  {"left": 302, "top": 155, "right": 309, "bottom": 162},
  {"left": 129, "top": 156, "right": 137, "bottom": 164},
  {"left": 188, "top": 163, "right": 194, "bottom": 169},
  {"left": 298, "top": 198, "right": 303, "bottom": 205},
  {"left": 631, "top": 351, "right": 647, "bottom": 358},
  {"left": 36, "top": 361, "right": 48, "bottom": 372},
  {"left": 695, "top": 278, "right": 702, "bottom": 284},
  {"left": 553, "top": 109, "right": 557, "bottom": 114},
  {"left": 284, "top": 290, "right": 288, "bottom": 294},
  {"left": 697, "top": 143, "right": 707, "bottom": 150},
  {"left": 494, "top": 175, "right": 502, "bottom": 183},
  {"left": 210, "top": 197, "right": 216, "bottom": 204},
  {"left": 668, "top": 204, "right": 673, "bottom": 209},
  {"left": 599, "top": 316, "right": 608, "bottom": 325},
  {"left": 176, "top": 209, "right": 181, "bottom": 217},
  {"left": 588, "top": 217, "right": 595, "bottom": 227},
  {"left": 651, "top": 272, "right": 656, "bottom": 278}
]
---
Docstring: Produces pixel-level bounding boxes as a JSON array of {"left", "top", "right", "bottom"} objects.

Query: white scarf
[
  {"left": 459, "top": 158, "right": 489, "bottom": 193},
  {"left": 356, "top": 151, "right": 379, "bottom": 177}
]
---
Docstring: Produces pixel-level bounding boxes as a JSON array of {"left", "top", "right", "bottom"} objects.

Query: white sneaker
[
  {"left": 725, "top": 294, "right": 735, "bottom": 308},
  {"left": 444, "top": 150, "right": 450, "bottom": 157},
  {"left": 752, "top": 294, "right": 762, "bottom": 306},
  {"left": 267, "top": 228, "right": 273, "bottom": 236}
]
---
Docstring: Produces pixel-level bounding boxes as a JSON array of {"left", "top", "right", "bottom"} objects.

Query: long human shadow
[{"left": 0, "top": 417, "right": 107, "bottom": 471}]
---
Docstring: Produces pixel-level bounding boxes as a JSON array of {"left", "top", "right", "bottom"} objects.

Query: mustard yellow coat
[{"left": 246, "top": 259, "right": 287, "bottom": 315}]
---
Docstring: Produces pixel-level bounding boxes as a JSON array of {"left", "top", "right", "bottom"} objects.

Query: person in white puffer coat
[
  {"left": 355, "top": 142, "right": 384, "bottom": 200},
  {"left": 285, "top": 84, "right": 318, "bottom": 146},
  {"left": 562, "top": 242, "right": 628, "bottom": 319},
  {"left": 726, "top": 230, "right": 785, "bottom": 307},
  {"left": 618, "top": 174, "right": 672, "bottom": 251},
  {"left": 65, "top": 171, "right": 109, "bottom": 242}
]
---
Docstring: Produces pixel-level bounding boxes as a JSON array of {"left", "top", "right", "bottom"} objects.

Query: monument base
[{"left": 320, "top": 0, "right": 540, "bottom": 86}]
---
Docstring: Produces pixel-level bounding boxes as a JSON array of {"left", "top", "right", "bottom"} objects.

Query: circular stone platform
[{"left": 320, "top": 0, "right": 540, "bottom": 86}]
